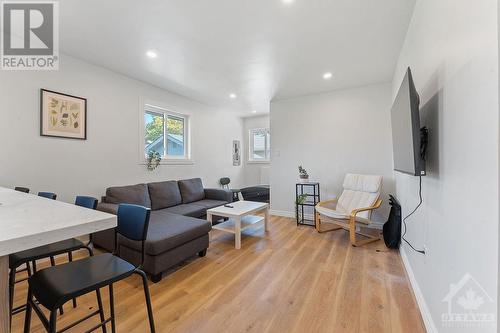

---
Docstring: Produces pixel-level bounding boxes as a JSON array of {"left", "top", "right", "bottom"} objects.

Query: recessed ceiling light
[
  {"left": 146, "top": 50, "right": 158, "bottom": 58},
  {"left": 252, "top": 110, "right": 257, "bottom": 114},
  {"left": 282, "top": 0, "right": 294, "bottom": 4},
  {"left": 323, "top": 72, "right": 333, "bottom": 80},
  {"left": 229, "top": 93, "right": 237, "bottom": 99}
]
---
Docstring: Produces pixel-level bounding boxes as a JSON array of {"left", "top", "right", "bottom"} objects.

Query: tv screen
[{"left": 391, "top": 67, "right": 426, "bottom": 176}]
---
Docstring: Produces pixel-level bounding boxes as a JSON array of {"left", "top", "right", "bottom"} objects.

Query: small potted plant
[
  {"left": 298, "top": 165, "right": 309, "bottom": 182},
  {"left": 146, "top": 150, "right": 162, "bottom": 171},
  {"left": 295, "top": 193, "right": 308, "bottom": 220}
]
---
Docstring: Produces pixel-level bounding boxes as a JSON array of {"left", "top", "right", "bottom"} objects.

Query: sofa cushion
[
  {"left": 191, "top": 199, "right": 226, "bottom": 210},
  {"left": 148, "top": 181, "right": 182, "bottom": 210},
  {"left": 118, "top": 210, "right": 211, "bottom": 255},
  {"left": 96, "top": 202, "right": 119, "bottom": 215},
  {"left": 105, "top": 184, "right": 151, "bottom": 208},
  {"left": 164, "top": 204, "right": 206, "bottom": 218},
  {"left": 178, "top": 178, "right": 205, "bottom": 203}
]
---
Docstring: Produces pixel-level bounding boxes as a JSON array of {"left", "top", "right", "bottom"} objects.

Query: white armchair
[{"left": 315, "top": 174, "right": 383, "bottom": 247}]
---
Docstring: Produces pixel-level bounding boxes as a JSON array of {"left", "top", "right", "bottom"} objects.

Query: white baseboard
[
  {"left": 400, "top": 247, "right": 437, "bottom": 333},
  {"left": 268, "top": 210, "right": 314, "bottom": 220},
  {"left": 269, "top": 210, "right": 384, "bottom": 230},
  {"left": 269, "top": 210, "right": 295, "bottom": 218}
]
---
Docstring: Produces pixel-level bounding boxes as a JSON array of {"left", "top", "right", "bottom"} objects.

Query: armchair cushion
[
  {"left": 178, "top": 178, "right": 205, "bottom": 203},
  {"left": 337, "top": 174, "right": 382, "bottom": 220},
  {"left": 342, "top": 174, "right": 382, "bottom": 193},
  {"left": 315, "top": 201, "right": 371, "bottom": 224}
]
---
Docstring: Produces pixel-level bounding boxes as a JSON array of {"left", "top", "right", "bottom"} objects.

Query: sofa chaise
[{"left": 93, "top": 178, "right": 232, "bottom": 282}]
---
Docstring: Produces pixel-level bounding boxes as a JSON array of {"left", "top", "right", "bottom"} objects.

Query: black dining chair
[
  {"left": 9, "top": 196, "right": 97, "bottom": 320},
  {"left": 37, "top": 192, "right": 57, "bottom": 200},
  {"left": 219, "top": 177, "right": 230, "bottom": 189},
  {"left": 75, "top": 196, "right": 99, "bottom": 244},
  {"left": 219, "top": 177, "right": 240, "bottom": 202},
  {"left": 14, "top": 187, "right": 30, "bottom": 193},
  {"left": 23, "top": 203, "right": 156, "bottom": 333}
]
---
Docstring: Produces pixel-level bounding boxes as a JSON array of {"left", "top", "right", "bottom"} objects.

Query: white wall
[
  {"left": 242, "top": 115, "right": 270, "bottom": 186},
  {"left": 393, "top": 1, "right": 499, "bottom": 332},
  {"left": 0, "top": 55, "right": 245, "bottom": 203},
  {"left": 269, "top": 83, "right": 394, "bottom": 222}
]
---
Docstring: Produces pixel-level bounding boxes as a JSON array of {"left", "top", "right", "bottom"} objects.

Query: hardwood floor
[{"left": 11, "top": 216, "right": 425, "bottom": 333}]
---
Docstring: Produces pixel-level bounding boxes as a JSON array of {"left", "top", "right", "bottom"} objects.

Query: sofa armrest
[
  {"left": 205, "top": 188, "right": 232, "bottom": 202},
  {"left": 97, "top": 202, "right": 119, "bottom": 215}
]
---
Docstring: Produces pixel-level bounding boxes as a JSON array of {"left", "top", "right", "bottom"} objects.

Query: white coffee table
[{"left": 207, "top": 200, "right": 269, "bottom": 249}]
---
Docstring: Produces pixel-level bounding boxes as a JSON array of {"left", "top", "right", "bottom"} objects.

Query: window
[
  {"left": 249, "top": 128, "right": 270, "bottom": 162},
  {"left": 144, "top": 104, "right": 189, "bottom": 160}
]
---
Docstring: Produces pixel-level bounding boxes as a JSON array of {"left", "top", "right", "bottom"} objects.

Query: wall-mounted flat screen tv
[{"left": 391, "top": 67, "right": 426, "bottom": 176}]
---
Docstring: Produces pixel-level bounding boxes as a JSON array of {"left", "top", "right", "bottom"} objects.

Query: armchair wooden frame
[{"left": 315, "top": 198, "right": 382, "bottom": 247}]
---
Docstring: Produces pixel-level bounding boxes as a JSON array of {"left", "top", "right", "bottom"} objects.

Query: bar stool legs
[
  {"left": 96, "top": 289, "right": 107, "bottom": 333},
  {"left": 135, "top": 270, "right": 156, "bottom": 333},
  {"left": 68, "top": 252, "right": 78, "bottom": 309},
  {"left": 109, "top": 284, "right": 116, "bottom": 333},
  {"left": 48, "top": 310, "right": 57, "bottom": 333},
  {"left": 23, "top": 290, "right": 32, "bottom": 333}
]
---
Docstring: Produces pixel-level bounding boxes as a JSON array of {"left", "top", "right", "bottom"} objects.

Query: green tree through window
[{"left": 144, "top": 109, "right": 187, "bottom": 158}]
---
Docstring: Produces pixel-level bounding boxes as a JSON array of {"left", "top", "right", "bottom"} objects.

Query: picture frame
[
  {"left": 40, "top": 89, "right": 87, "bottom": 140},
  {"left": 233, "top": 140, "right": 241, "bottom": 166}
]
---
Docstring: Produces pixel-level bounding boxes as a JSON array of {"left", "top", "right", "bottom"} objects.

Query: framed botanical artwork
[{"left": 40, "top": 89, "right": 87, "bottom": 140}]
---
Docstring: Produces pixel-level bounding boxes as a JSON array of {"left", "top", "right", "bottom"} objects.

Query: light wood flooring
[{"left": 11, "top": 216, "right": 425, "bottom": 333}]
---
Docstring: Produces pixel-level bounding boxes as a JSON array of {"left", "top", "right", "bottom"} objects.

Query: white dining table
[{"left": 0, "top": 187, "right": 117, "bottom": 333}]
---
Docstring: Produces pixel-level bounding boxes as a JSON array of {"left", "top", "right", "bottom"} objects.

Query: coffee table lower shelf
[{"left": 212, "top": 215, "right": 264, "bottom": 233}]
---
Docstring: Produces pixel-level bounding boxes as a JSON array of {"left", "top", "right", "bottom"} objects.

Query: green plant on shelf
[
  {"left": 296, "top": 193, "right": 308, "bottom": 205},
  {"left": 295, "top": 193, "right": 309, "bottom": 221}
]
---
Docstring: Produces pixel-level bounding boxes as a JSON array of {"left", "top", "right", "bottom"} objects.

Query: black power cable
[{"left": 401, "top": 175, "right": 426, "bottom": 254}]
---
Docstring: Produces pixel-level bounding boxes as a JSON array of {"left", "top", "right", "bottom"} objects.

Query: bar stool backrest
[
  {"left": 219, "top": 177, "right": 230, "bottom": 189},
  {"left": 38, "top": 192, "right": 57, "bottom": 200},
  {"left": 75, "top": 196, "right": 98, "bottom": 210},
  {"left": 14, "top": 187, "right": 30, "bottom": 193},
  {"left": 114, "top": 204, "right": 151, "bottom": 267}
]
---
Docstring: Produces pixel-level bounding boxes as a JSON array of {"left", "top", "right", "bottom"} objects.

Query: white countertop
[{"left": 0, "top": 187, "right": 116, "bottom": 256}]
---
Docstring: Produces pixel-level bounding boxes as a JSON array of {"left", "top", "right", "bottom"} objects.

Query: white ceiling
[{"left": 60, "top": 0, "right": 415, "bottom": 116}]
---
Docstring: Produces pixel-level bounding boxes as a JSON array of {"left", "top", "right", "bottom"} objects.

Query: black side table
[{"left": 295, "top": 182, "right": 320, "bottom": 227}]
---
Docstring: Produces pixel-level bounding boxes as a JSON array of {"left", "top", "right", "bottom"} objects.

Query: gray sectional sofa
[{"left": 93, "top": 178, "right": 232, "bottom": 282}]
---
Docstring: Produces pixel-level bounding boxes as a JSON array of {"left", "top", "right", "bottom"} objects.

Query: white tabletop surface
[
  {"left": 0, "top": 187, "right": 116, "bottom": 256},
  {"left": 207, "top": 200, "right": 268, "bottom": 217}
]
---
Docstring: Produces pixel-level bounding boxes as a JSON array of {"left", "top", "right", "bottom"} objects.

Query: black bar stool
[
  {"left": 9, "top": 196, "right": 97, "bottom": 320},
  {"left": 23, "top": 204, "right": 156, "bottom": 333}
]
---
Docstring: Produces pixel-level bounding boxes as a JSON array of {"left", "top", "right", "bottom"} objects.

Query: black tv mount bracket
[{"left": 420, "top": 127, "right": 428, "bottom": 161}]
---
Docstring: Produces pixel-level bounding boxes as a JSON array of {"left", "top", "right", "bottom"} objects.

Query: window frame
[
  {"left": 141, "top": 103, "right": 192, "bottom": 164},
  {"left": 248, "top": 127, "right": 270, "bottom": 163}
]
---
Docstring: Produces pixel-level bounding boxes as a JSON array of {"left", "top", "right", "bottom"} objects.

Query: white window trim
[
  {"left": 248, "top": 127, "right": 270, "bottom": 163},
  {"left": 139, "top": 100, "right": 193, "bottom": 165}
]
